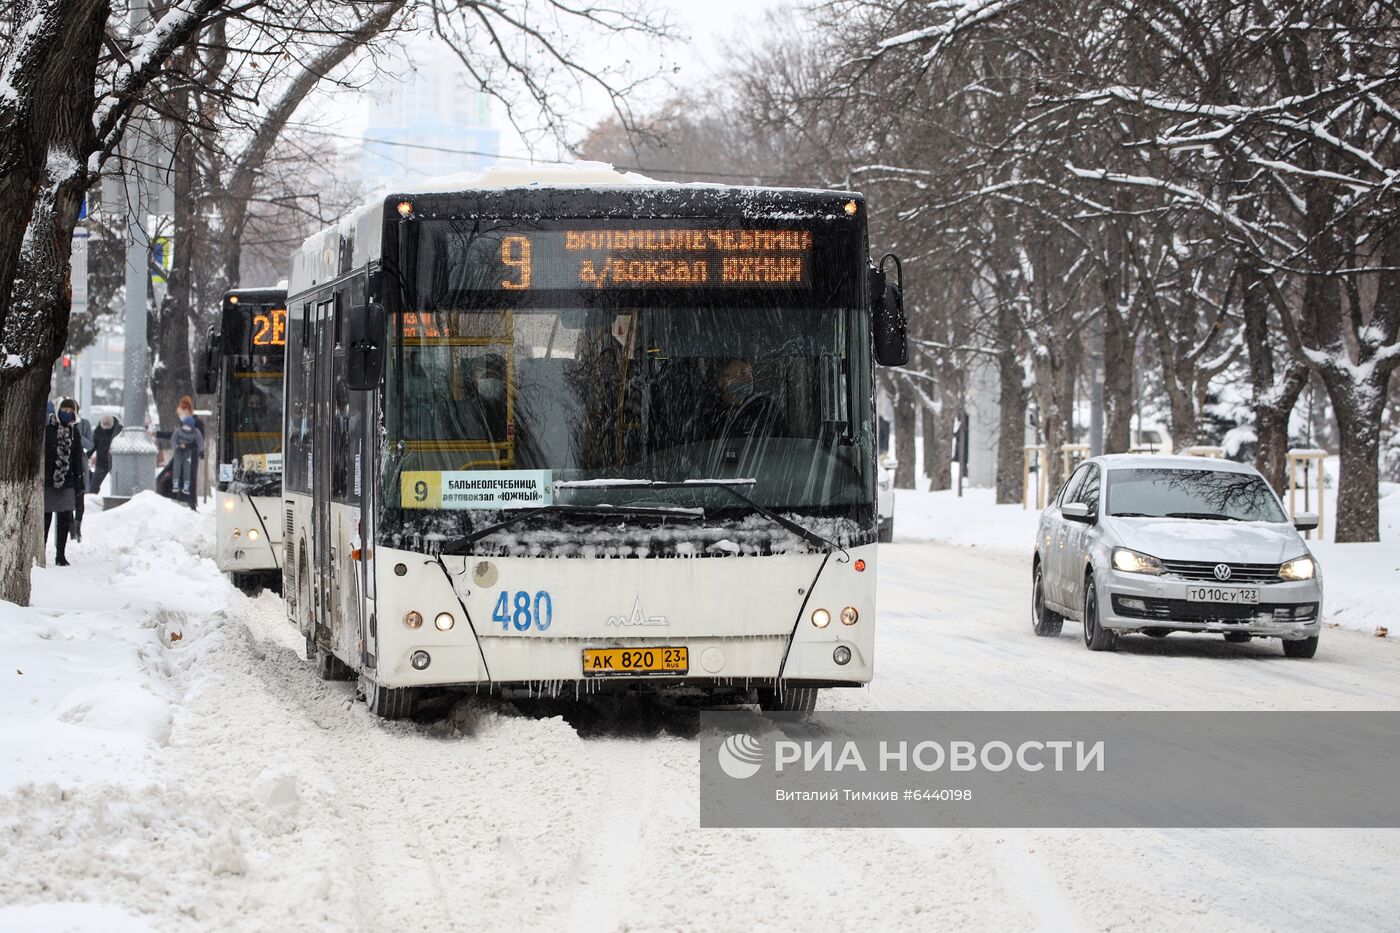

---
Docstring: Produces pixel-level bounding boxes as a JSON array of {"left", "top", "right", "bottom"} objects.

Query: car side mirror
[
  {"left": 870, "top": 254, "right": 908, "bottom": 367},
  {"left": 1293, "top": 512, "right": 1319, "bottom": 532},
  {"left": 345, "top": 302, "right": 386, "bottom": 391},
  {"left": 196, "top": 328, "right": 220, "bottom": 395},
  {"left": 1061, "top": 502, "right": 1094, "bottom": 523}
]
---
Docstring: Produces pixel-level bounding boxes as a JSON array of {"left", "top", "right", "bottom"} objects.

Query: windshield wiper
[
  {"left": 439, "top": 503, "right": 704, "bottom": 555},
  {"left": 1165, "top": 511, "right": 1241, "bottom": 521},
  {"left": 1111, "top": 512, "right": 1156, "bottom": 518},
  {"left": 556, "top": 478, "right": 848, "bottom": 555}
]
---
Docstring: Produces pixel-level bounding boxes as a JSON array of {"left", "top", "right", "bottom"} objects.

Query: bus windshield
[
  {"left": 220, "top": 359, "right": 283, "bottom": 490},
  {"left": 384, "top": 305, "right": 872, "bottom": 519}
]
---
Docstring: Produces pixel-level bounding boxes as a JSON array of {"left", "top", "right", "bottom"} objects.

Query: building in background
[{"left": 361, "top": 42, "right": 500, "bottom": 186}]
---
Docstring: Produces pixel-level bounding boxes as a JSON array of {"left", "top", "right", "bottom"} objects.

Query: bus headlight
[
  {"left": 1279, "top": 556, "right": 1316, "bottom": 581},
  {"left": 811, "top": 608, "right": 831, "bottom": 628},
  {"left": 833, "top": 645, "right": 852, "bottom": 665},
  {"left": 411, "top": 650, "right": 431, "bottom": 670},
  {"left": 222, "top": 498, "right": 236, "bottom": 512},
  {"left": 403, "top": 610, "right": 423, "bottom": 630},
  {"left": 840, "top": 607, "right": 859, "bottom": 626},
  {"left": 434, "top": 612, "right": 455, "bottom": 632},
  {"left": 231, "top": 528, "right": 241, "bottom": 538},
  {"left": 247, "top": 528, "right": 260, "bottom": 541}
]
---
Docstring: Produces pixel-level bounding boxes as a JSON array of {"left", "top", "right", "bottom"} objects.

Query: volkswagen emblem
[{"left": 1213, "top": 563, "right": 1232, "bottom": 581}]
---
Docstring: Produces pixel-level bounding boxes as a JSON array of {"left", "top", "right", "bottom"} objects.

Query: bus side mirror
[
  {"left": 871, "top": 254, "right": 908, "bottom": 367},
  {"left": 346, "top": 303, "right": 386, "bottom": 391},
  {"left": 196, "top": 329, "right": 220, "bottom": 395}
]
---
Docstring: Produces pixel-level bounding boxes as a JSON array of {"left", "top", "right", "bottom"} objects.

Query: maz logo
[{"left": 606, "top": 596, "right": 669, "bottom": 627}]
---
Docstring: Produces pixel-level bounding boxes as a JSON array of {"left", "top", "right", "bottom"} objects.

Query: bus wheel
[
  {"left": 315, "top": 646, "right": 355, "bottom": 681},
  {"left": 364, "top": 678, "right": 418, "bottom": 720},
  {"left": 756, "top": 685, "right": 818, "bottom": 713}
]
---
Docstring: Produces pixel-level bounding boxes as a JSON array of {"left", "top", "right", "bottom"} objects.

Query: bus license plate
[
  {"left": 1186, "top": 586, "right": 1259, "bottom": 604},
  {"left": 582, "top": 647, "right": 689, "bottom": 677}
]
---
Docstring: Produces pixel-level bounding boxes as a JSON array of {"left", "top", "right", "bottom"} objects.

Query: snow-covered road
[{"left": 4, "top": 498, "right": 1399, "bottom": 932}]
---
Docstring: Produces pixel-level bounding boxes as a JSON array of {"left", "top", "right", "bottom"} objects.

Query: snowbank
[
  {"left": 2, "top": 493, "right": 231, "bottom": 791},
  {"left": 893, "top": 486, "right": 1042, "bottom": 552}
]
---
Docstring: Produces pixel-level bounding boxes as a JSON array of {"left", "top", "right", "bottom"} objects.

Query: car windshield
[{"left": 1107, "top": 468, "right": 1286, "bottom": 522}]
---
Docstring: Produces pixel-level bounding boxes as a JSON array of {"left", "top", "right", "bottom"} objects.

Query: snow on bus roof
[
  {"left": 390, "top": 160, "right": 664, "bottom": 193},
  {"left": 288, "top": 160, "right": 857, "bottom": 295}
]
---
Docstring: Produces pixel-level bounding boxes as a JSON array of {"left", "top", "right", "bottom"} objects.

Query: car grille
[
  {"left": 1111, "top": 595, "right": 1318, "bottom": 624},
  {"left": 1160, "top": 559, "right": 1282, "bottom": 583}
]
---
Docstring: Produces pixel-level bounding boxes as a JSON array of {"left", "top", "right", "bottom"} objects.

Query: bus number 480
[{"left": 493, "top": 590, "right": 553, "bottom": 632}]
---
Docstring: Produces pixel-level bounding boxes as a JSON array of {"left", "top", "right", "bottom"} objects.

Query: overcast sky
[{"left": 310, "top": 0, "right": 788, "bottom": 168}]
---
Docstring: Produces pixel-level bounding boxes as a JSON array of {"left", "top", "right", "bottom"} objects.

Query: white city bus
[
  {"left": 198, "top": 287, "right": 287, "bottom": 594},
  {"left": 282, "top": 166, "right": 907, "bottom": 718}
]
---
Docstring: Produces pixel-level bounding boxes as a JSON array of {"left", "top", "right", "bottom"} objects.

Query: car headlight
[
  {"left": 1112, "top": 547, "right": 1164, "bottom": 575},
  {"left": 1279, "top": 556, "right": 1316, "bottom": 581}
]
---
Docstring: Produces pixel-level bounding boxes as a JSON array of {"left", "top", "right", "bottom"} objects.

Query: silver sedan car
[{"left": 1032, "top": 456, "right": 1323, "bottom": 657}]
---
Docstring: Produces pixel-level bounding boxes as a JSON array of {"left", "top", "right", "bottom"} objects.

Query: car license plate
[
  {"left": 582, "top": 647, "right": 689, "bottom": 677},
  {"left": 1186, "top": 586, "right": 1259, "bottom": 604}
]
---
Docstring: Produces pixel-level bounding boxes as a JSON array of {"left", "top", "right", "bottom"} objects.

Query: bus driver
[{"left": 713, "top": 358, "right": 786, "bottom": 439}]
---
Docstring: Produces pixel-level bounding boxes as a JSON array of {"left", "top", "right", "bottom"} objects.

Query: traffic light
[{"left": 62, "top": 355, "right": 72, "bottom": 370}]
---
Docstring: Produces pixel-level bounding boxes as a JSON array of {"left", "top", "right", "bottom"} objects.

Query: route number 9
[
  {"left": 501, "top": 235, "right": 532, "bottom": 290},
  {"left": 413, "top": 480, "right": 428, "bottom": 502}
]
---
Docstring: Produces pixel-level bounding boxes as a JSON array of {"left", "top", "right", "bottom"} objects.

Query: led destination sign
[{"left": 421, "top": 221, "right": 824, "bottom": 294}]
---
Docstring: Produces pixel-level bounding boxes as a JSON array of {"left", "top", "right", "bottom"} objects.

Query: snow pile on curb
[
  {"left": 893, "top": 487, "right": 1042, "bottom": 551},
  {"left": 1, "top": 493, "right": 250, "bottom": 930},
  {"left": 1, "top": 492, "right": 232, "bottom": 785}
]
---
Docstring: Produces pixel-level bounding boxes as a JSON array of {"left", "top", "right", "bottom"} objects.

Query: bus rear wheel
[
  {"left": 756, "top": 685, "right": 819, "bottom": 713},
  {"left": 363, "top": 677, "right": 418, "bottom": 720}
]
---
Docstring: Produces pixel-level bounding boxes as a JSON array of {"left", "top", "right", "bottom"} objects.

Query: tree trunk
[
  {"left": 1241, "top": 267, "right": 1305, "bottom": 493},
  {"left": 893, "top": 389, "right": 917, "bottom": 489},
  {"left": 0, "top": 367, "right": 53, "bottom": 603},
  {"left": 921, "top": 401, "right": 945, "bottom": 489},
  {"left": 932, "top": 397, "right": 958, "bottom": 492},
  {"left": 0, "top": 176, "right": 95, "bottom": 606},
  {"left": 153, "top": 63, "right": 197, "bottom": 432},
  {"left": 1101, "top": 304, "right": 1134, "bottom": 453},
  {"left": 1331, "top": 392, "right": 1385, "bottom": 542},
  {"left": 994, "top": 339, "right": 1025, "bottom": 504}
]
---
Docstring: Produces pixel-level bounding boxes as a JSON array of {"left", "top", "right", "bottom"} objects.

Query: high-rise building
[{"left": 361, "top": 42, "right": 500, "bottom": 186}]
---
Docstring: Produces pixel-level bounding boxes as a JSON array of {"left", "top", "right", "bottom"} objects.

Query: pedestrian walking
[
  {"left": 90, "top": 413, "right": 122, "bottom": 494},
  {"left": 44, "top": 398, "right": 87, "bottom": 566}
]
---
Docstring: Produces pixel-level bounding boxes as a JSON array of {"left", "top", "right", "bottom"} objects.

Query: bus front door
[{"left": 312, "top": 297, "right": 335, "bottom": 646}]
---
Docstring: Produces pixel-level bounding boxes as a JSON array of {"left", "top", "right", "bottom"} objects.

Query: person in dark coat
[
  {"left": 72, "top": 400, "right": 93, "bottom": 541},
  {"left": 90, "top": 413, "right": 122, "bottom": 493},
  {"left": 169, "top": 412, "right": 205, "bottom": 510},
  {"left": 44, "top": 398, "right": 87, "bottom": 566}
]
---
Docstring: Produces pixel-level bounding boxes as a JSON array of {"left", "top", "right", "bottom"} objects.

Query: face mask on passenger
[
  {"left": 476, "top": 377, "right": 505, "bottom": 403},
  {"left": 728, "top": 379, "right": 754, "bottom": 402},
  {"left": 181, "top": 414, "right": 196, "bottom": 428},
  {"left": 57, "top": 410, "right": 76, "bottom": 425}
]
